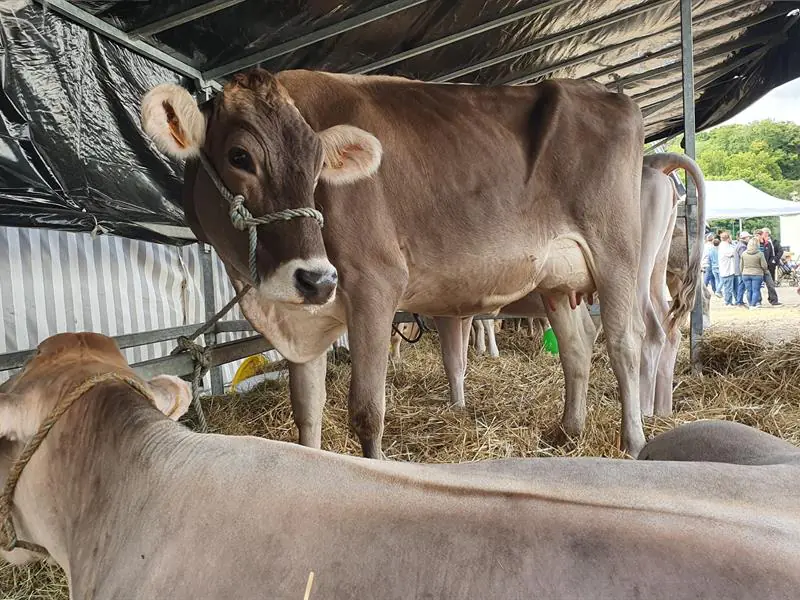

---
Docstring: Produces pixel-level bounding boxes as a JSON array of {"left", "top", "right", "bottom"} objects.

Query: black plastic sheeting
[
  {"left": 0, "top": 2, "right": 190, "bottom": 243},
  {"left": 1, "top": 0, "right": 799, "bottom": 243}
]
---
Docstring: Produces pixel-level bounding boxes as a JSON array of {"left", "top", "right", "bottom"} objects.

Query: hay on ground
[{"left": 4, "top": 328, "right": 800, "bottom": 598}]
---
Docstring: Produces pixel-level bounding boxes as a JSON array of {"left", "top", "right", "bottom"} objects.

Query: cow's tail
[{"left": 643, "top": 152, "right": 706, "bottom": 334}]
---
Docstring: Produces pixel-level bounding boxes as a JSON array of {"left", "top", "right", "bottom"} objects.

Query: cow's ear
[
  {"left": 318, "top": 125, "right": 382, "bottom": 185},
  {"left": 0, "top": 393, "right": 35, "bottom": 441},
  {"left": 145, "top": 375, "right": 192, "bottom": 421},
  {"left": 141, "top": 83, "right": 206, "bottom": 159}
]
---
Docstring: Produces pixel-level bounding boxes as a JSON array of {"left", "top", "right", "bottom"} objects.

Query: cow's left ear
[
  {"left": 318, "top": 125, "right": 382, "bottom": 186},
  {"left": 145, "top": 375, "right": 192, "bottom": 421},
  {"left": 0, "top": 393, "right": 36, "bottom": 441}
]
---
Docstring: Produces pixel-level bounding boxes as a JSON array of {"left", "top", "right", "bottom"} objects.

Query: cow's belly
[{"left": 399, "top": 235, "right": 596, "bottom": 315}]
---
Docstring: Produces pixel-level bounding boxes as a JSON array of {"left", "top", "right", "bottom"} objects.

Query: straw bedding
[{"left": 3, "top": 328, "right": 799, "bottom": 598}]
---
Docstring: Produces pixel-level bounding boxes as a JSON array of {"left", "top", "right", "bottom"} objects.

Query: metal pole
[
  {"left": 200, "top": 243, "right": 224, "bottom": 395},
  {"left": 129, "top": 0, "right": 249, "bottom": 37},
  {"left": 31, "top": 0, "right": 221, "bottom": 91},
  {"left": 202, "top": 0, "right": 430, "bottom": 80},
  {"left": 680, "top": 0, "right": 702, "bottom": 373}
]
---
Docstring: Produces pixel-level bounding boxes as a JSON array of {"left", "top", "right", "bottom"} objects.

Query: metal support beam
[
  {"left": 640, "top": 44, "right": 771, "bottom": 117},
  {"left": 200, "top": 243, "right": 224, "bottom": 395},
  {"left": 434, "top": 0, "right": 674, "bottom": 82},
  {"left": 133, "top": 335, "right": 272, "bottom": 381},
  {"left": 680, "top": 0, "right": 702, "bottom": 374},
  {"left": 203, "top": 0, "right": 430, "bottom": 80},
  {"left": 608, "top": 33, "right": 774, "bottom": 92},
  {"left": 31, "top": 0, "right": 221, "bottom": 91},
  {"left": 349, "top": 0, "right": 573, "bottom": 74},
  {"left": 504, "top": 0, "right": 778, "bottom": 86},
  {"left": 129, "top": 0, "right": 249, "bottom": 37}
]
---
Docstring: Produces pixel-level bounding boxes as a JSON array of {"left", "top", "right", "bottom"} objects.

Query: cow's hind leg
[
  {"left": 435, "top": 316, "right": 471, "bottom": 408},
  {"left": 595, "top": 278, "right": 647, "bottom": 457},
  {"left": 288, "top": 354, "right": 328, "bottom": 448},
  {"left": 472, "top": 318, "right": 486, "bottom": 355},
  {"left": 654, "top": 325, "right": 679, "bottom": 416},
  {"left": 546, "top": 298, "right": 595, "bottom": 438},
  {"left": 484, "top": 318, "right": 500, "bottom": 358}
]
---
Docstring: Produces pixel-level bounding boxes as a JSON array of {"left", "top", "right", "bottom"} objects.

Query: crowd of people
[{"left": 701, "top": 227, "right": 784, "bottom": 309}]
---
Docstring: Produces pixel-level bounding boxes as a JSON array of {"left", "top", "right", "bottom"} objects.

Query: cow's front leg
[
  {"left": 346, "top": 298, "right": 399, "bottom": 459},
  {"left": 288, "top": 353, "right": 327, "bottom": 448}
]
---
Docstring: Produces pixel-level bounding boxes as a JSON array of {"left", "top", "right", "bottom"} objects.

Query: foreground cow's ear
[
  {"left": 0, "top": 393, "right": 36, "bottom": 441},
  {"left": 141, "top": 84, "right": 206, "bottom": 159},
  {"left": 318, "top": 125, "right": 382, "bottom": 185},
  {"left": 145, "top": 375, "right": 192, "bottom": 421}
]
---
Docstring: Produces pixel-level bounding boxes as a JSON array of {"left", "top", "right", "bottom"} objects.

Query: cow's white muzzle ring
[
  {"left": 0, "top": 372, "right": 155, "bottom": 557},
  {"left": 197, "top": 152, "right": 324, "bottom": 285}
]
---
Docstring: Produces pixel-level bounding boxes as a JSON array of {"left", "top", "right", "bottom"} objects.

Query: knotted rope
[
  {"left": 196, "top": 152, "right": 324, "bottom": 285},
  {"left": 168, "top": 285, "right": 252, "bottom": 432},
  {"left": 0, "top": 372, "right": 155, "bottom": 556}
]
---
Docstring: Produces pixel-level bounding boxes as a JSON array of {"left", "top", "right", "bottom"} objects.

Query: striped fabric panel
[{"left": 0, "top": 226, "right": 348, "bottom": 390}]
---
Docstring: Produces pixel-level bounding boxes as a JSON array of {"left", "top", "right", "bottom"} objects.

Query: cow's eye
[{"left": 228, "top": 147, "right": 255, "bottom": 173}]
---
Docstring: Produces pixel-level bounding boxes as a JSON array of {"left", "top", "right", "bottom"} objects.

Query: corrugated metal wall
[{"left": 0, "top": 226, "right": 283, "bottom": 387}]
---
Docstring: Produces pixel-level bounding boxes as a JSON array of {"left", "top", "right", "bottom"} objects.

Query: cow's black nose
[{"left": 294, "top": 267, "right": 338, "bottom": 304}]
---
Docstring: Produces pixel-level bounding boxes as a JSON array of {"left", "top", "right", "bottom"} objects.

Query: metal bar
[
  {"left": 632, "top": 34, "right": 772, "bottom": 104},
  {"left": 434, "top": 0, "right": 674, "bottom": 83},
  {"left": 508, "top": 2, "right": 783, "bottom": 87},
  {"left": 608, "top": 33, "right": 774, "bottom": 92},
  {"left": 133, "top": 335, "right": 273, "bottom": 381},
  {"left": 215, "top": 319, "right": 257, "bottom": 333},
  {"left": 680, "top": 0, "right": 702, "bottom": 374},
  {"left": 200, "top": 243, "right": 224, "bottom": 395},
  {"left": 640, "top": 44, "right": 770, "bottom": 117},
  {"left": 32, "top": 0, "right": 221, "bottom": 91},
  {"left": 203, "top": 0, "right": 430, "bottom": 80},
  {"left": 0, "top": 324, "right": 208, "bottom": 372},
  {"left": 349, "top": 0, "right": 573, "bottom": 75},
  {"left": 129, "top": 0, "right": 249, "bottom": 37}
]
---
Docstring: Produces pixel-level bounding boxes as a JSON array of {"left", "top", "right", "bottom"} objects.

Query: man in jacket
[
  {"left": 718, "top": 231, "right": 737, "bottom": 306},
  {"left": 758, "top": 228, "right": 782, "bottom": 306},
  {"left": 734, "top": 231, "right": 750, "bottom": 306}
]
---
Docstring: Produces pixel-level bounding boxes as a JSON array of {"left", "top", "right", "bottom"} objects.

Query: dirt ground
[{"left": 707, "top": 282, "right": 800, "bottom": 342}]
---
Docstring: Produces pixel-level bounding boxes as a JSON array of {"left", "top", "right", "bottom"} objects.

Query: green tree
[{"left": 666, "top": 119, "right": 800, "bottom": 203}]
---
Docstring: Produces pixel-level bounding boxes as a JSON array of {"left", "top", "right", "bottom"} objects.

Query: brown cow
[
  {"left": 141, "top": 68, "right": 660, "bottom": 457},
  {"left": 3, "top": 333, "right": 800, "bottom": 599}
]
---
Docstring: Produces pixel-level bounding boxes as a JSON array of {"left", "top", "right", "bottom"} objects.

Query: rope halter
[
  {"left": 196, "top": 152, "right": 324, "bottom": 285},
  {"left": 0, "top": 372, "right": 155, "bottom": 556}
]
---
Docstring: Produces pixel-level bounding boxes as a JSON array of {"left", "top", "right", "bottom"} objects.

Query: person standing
[
  {"left": 734, "top": 231, "right": 750, "bottom": 306},
  {"left": 718, "top": 231, "right": 737, "bottom": 306},
  {"left": 758, "top": 228, "right": 782, "bottom": 306},
  {"left": 741, "top": 237, "right": 769, "bottom": 309},
  {"left": 701, "top": 233, "right": 717, "bottom": 294},
  {"left": 710, "top": 237, "right": 722, "bottom": 297}
]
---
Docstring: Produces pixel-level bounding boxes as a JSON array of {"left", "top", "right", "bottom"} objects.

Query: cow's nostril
[{"left": 294, "top": 267, "right": 337, "bottom": 304}]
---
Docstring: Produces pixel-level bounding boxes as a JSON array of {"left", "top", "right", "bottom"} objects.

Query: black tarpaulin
[{"left": 1, "top": 0, "right": 799, "bottom": 244}]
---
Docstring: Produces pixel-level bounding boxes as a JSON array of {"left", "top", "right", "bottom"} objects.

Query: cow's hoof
[{"left": 361, "top": 439, "right": 384, "bottom": 459}]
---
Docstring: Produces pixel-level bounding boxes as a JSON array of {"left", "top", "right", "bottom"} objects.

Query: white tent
[{"left": 704, "top": 180, "right": 800, "bottom": 219}]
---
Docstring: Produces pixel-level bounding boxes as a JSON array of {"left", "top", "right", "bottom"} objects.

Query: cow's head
[
  {"left": 140, "top": 68, "right": 382, "bottom": 306},
  {"left": 0, "top": 333, "right": 192, "bottom": 565}
]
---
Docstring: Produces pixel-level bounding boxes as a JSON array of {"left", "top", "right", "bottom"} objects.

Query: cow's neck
[{"left": 12, "top": 385, "right": 190, "bottom": 593}]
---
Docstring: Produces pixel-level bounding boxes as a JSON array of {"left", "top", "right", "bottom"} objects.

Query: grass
[{"left": 3, "top": 327, "right": 800, "bottom": 598}]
